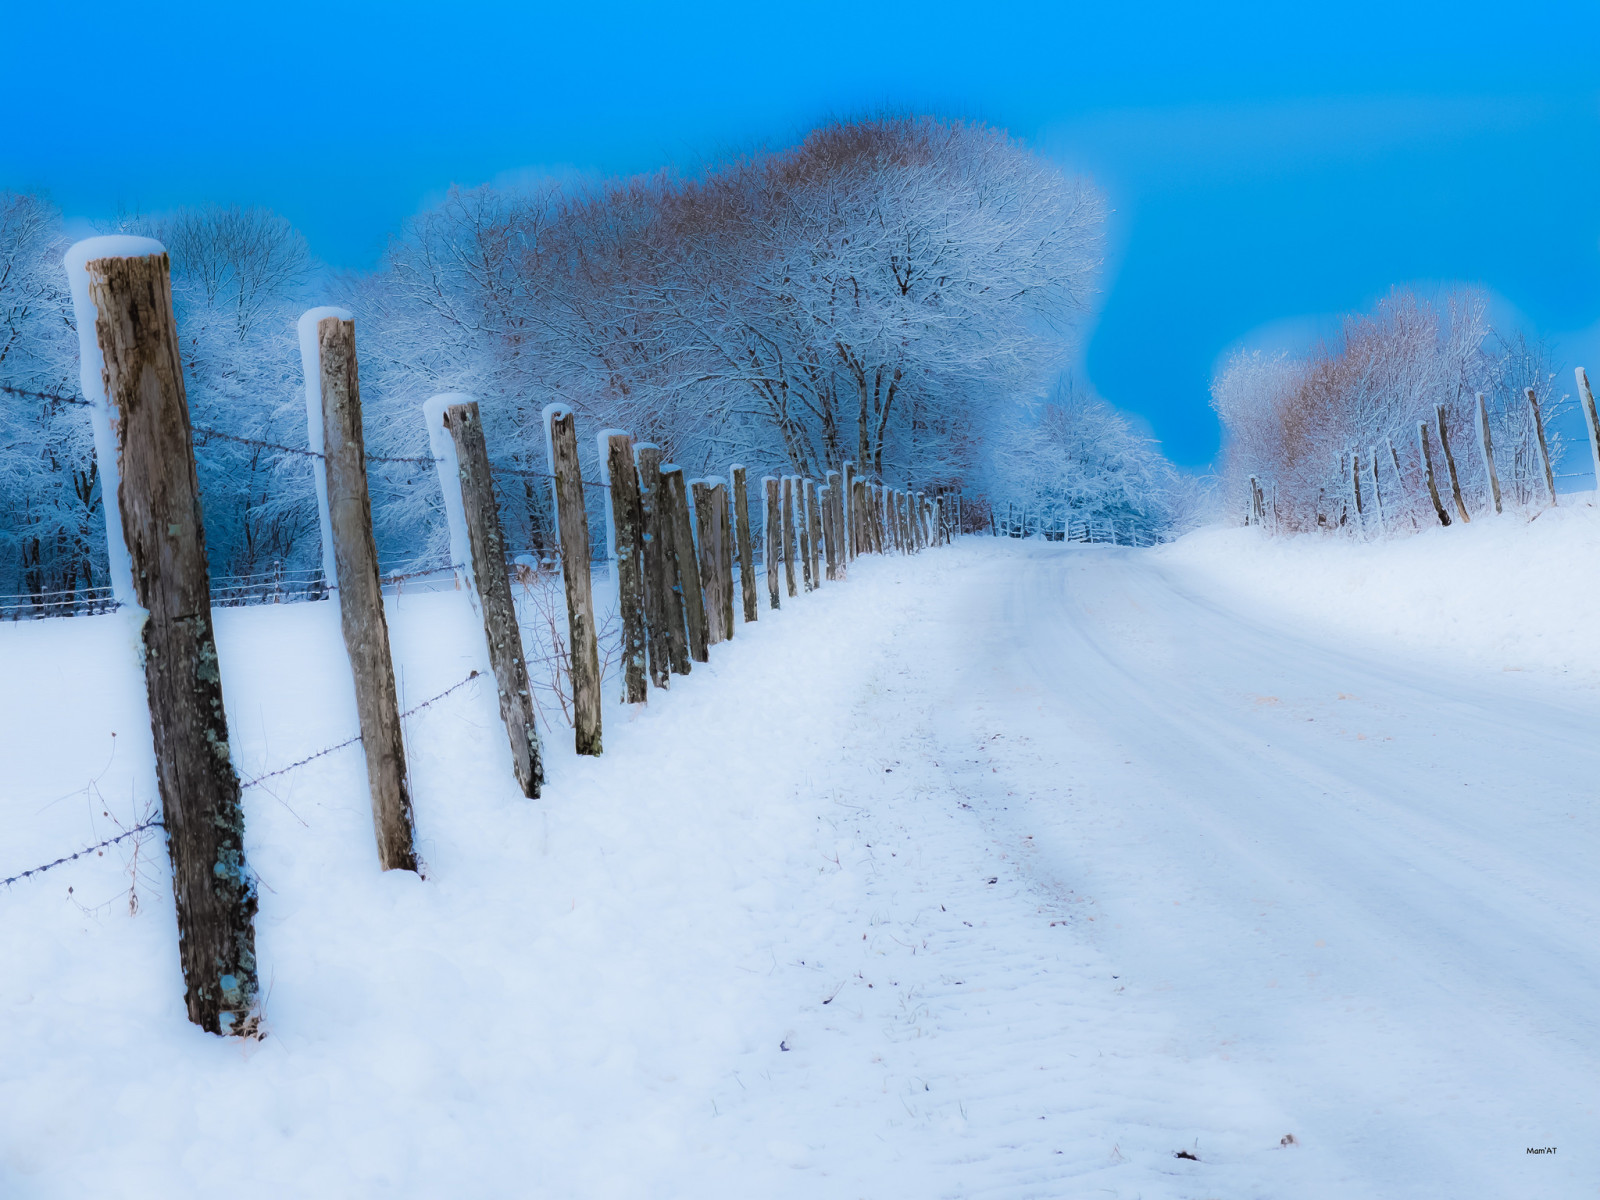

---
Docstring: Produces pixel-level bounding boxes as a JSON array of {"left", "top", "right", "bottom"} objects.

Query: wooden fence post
[
  {"left": 851, "top": 479, "right": 866, "bottom": 556},
  {"left": 805, "top": 479, "right": 823, "bottom": 587},
  {"left": 312, "top": 313, "right": 420, "bottom": 867},
  {"left": 71, "top": 240, "right": 259, "bottom": 1036},
  {"left": 634, "top": 444, "right": 677, "bottom": 684},
  {"left": 716, "top": 481, "right": 736, "bottom": 636},
  {"left": 1475, "top": 394, "right": 1502, "bottom": 516},
  {"left": 1577, "top": 368, "right": 1600, "bottom": 494},
  {"left": 781, "top": 476, "right": 799, "bottom": 597},
  {"left": 1417, "top": 421, "right": 1453, "bottom": 527},
  {"left": 427, "top": 395, "right": 543, "bottom": 798},
  {"left": 763, "top": 476, "right": 782, "bottom": 609},
  {"left": 601, "top": 431, "right": 648, "bottom": 704},
  {"left": 692, "top": 479, "right": 727, "bottom": 645},
  {"left": 825, "top": 470, "right": 844, "bottom": 579},
  {"left": 842, "top": 462, "right": 857, "bottom": 559},
  {"left": 1528, "top": 387, "right": 1558, "bottom": 505},
  {"left": 1368, "top": 451, "right": 1385, "bottom": 534},
  {"left": 543, "top": 405, "right": 603, "bottom": 754},
  {"left": 796, "top": 478, "right": 814, "bottom": 591},
  {"left": 732, "top": 466, "right": 758, "bottom": 622},
  {"left": 1434, "top": 405, "right": 1471, "bottom": 523},
  {"left": 1350, "top": 452, "right": 1365, "bottom": 531},
  {"left": 661, "top": 465, "right": 707, "bottom": 663},
  {"left": 819, "top": 484, "right": 837, "bottom": 581}
]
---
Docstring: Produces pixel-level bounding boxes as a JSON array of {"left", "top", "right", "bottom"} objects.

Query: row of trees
[
  {"left": 1212, "top": 287, "right": 1566, "bottom": 533},
  {"left": 2, "top": 116, "right": 1155, "bottom": 599}
]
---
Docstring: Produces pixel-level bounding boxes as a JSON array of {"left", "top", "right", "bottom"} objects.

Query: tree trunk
[{"left": 84, "top": 249, "right": 260, "bottom": 1036}]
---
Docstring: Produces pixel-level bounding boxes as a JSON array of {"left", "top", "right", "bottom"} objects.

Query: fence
[
  {"left": 990, "top": 503, "right": 1167, "bottom": 548},
  {"left": 2, "top": 239, "right": 956, "bottom": 1037}
]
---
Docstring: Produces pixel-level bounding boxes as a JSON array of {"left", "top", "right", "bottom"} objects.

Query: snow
[
  {"left": 6, "top": 528, "right": 1600, "bottom": 1196},
  {"left": 63, "top": 235, "right": 167, "bottom": 610},
  {"left": 296, "top": 306, "right": 353, "bottom": 593},
  {"left": 422, "top": 394, "right": 474, "bottom": 600}
]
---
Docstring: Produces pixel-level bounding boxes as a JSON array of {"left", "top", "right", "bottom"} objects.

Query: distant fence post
[
  {"left": 851, "top": 479, "right": 867, "bottom": 555},
  {"left": 634, "top": 444, "right": 676, "bottom": 685},
  {"left": 543, "top": 405, "right": 603, "bottom": 754},
  {"left": 1475, "top": 393, "right": 1502, "bottom": 516},
  {"left": 732, "top": 466, "right": 759, "bottom": 622},
  {"left": 1434, "top": 406, "right": 1471, "bottom": 523},
  {"left": 805, "top": 479, "right": 823, "bottom": 586},
  {"left": 1577, "top": 368, "right": 1600, "bottom": 495},
  {"left": 601, "top": 430, "right": 648, "bottom": 704},
  {"left": 1417, "top": 421, "right": 1453, "bottom": 527},
  {"left": 763, "top": 476, "right": 782, "bottom": 609},
  {"left": 781, "top": 476, "right": 799, "bottom": 597},
  {"left": 308, "top": 310, "right": 419, "bottom": 869},
  {"left": 427, "top": 395, "right": 542, "bottom": 798},
  {"left": 842, "top": 462, "right": 857, "bottom": 559},
  {"left": 665, "top": 467, "right": 709, "bottom": 660},
  {"left": 1528, "top": 387, "right": 1557, "bottom": 506},
  {"left": 826, "top": 470, "right": 844, "bottom": 579},
  {"left": 70, "top": 239, "right": 259, "bottom": 1036},
  {"left": 693, "top": 479, "right": 727, "bottom": 645},
  {"left": 796, "top": 478, "right": 815, "bottom": 591}
]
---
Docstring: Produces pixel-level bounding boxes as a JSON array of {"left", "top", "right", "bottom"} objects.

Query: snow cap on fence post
[
  {"left": 65, "top": 235, "right": 168, "bottom": 609},
  {"left": 424, "top": 393, "right": 477, "bottom": 602},
  {"left": 297, "top": 306, "right": 353, "bottom": 593}
]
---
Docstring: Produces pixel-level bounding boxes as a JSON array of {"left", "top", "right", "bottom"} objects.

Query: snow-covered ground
[{"left": 4, "top": 527, "right": 1599, "bottom": 1197}]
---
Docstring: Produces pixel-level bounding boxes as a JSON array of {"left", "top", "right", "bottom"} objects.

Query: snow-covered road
[{"left": 5, "top": 538, "right": 1597, "bottom": 1197}]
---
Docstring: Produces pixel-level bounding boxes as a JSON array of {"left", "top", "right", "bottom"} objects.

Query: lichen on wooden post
[
  {"left": 544, "top": 405, "right": 603, "bottom": 754},
  {"left": 76, "top": 243, "right": 259, "bottom": 1036}
]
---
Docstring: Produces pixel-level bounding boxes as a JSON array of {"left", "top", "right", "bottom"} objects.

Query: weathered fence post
[
  {"left": 796, "top": 478, "right": 815, "bottom": 591},
  {"left": 763, "top": 476, "right": 782, "bottom": 610},
  {"left": 1434, "top": 405, "right": 1471, "bottom": 523},
  {"left": 1475, "top": 393, "right": 1502, "bottom": 516},
  {"left": 826, "top": 470, "right": 844, "bottom": 578},
  {"left": 1368, "top": 450, "right": 1385, "bottom": 535},
  {"left": 543, "top": 405, "right": 603, "bottom": 754},
  {"left": 1350, "top": 452, "right": 1365, "bottom": 533},
  {"left": 601, "top": 430, "right": 648, "bottom": 704},
  {"left": 1417, "top": 421, "right": 1453, "bottom": 527},
  {"left": 307, "top": 310, "right": 420, "bottom": 868},
  {"left": 843, "top": 462, "right": 857, "bottom": 559},
  {"left": 426, "top": 395, "right": 543, "bottom": 797},
  {"left": 69, "top": 238, "right": 259, "bottom": 1036},
  {"left": 819, "top": 484, "right": 838, "bottom": 581},
  {"left": 1528, "top": 387, "right": 1557, "bottom": 506},
  {"left": 852, "top": 479, "right": 868, "bottom": 555},
  {"left": 661, "top": 465, "right": 708, "bottom": 663},
  {"left": 692, "top": 479, "right": 727, "bottom": 645},
  {"left": 716, "top": 481, "right": 736, "bottom": 636},
  {"left": 732, "top": 466, "right": 759, "bottom": 622},
  {"left": 805, "top": 479, "right": 823, "bottom": 586},
  {"left": 1577, "top": 368, "right": 1600, "bottom": 494},
  {"left": 781, "top": 476, "right": 799, "bottom": 597},
  {"left": 635, "top": 444, "right": 677, "bottom": 685}
]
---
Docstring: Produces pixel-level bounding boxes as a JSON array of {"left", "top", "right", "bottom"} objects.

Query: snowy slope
[{"left": 5, "top": 536, "right": 1599, "bottom": 1197}]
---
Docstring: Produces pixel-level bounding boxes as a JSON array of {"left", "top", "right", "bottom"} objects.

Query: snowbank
[{"left": 1159, "top": 499, "right": 1600, "bottom": 683}]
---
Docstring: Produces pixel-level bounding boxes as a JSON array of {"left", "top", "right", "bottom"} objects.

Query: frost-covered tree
[{"left": 1212, "top": 287, "right": 1561, "bottom": 533}]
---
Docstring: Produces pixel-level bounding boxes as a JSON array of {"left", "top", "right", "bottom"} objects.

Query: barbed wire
[{"left": 2, "top": 670, "right": 483, "bottom": 892}]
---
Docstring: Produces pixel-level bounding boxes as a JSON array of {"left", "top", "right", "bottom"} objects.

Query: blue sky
[{"left": 5, "top": 0, "right": 1597, "bottom": 466}]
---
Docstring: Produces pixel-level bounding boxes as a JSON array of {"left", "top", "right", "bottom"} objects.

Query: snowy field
[{"left": 5, "top": 525, "right": 1600, "bottom": 1198}]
